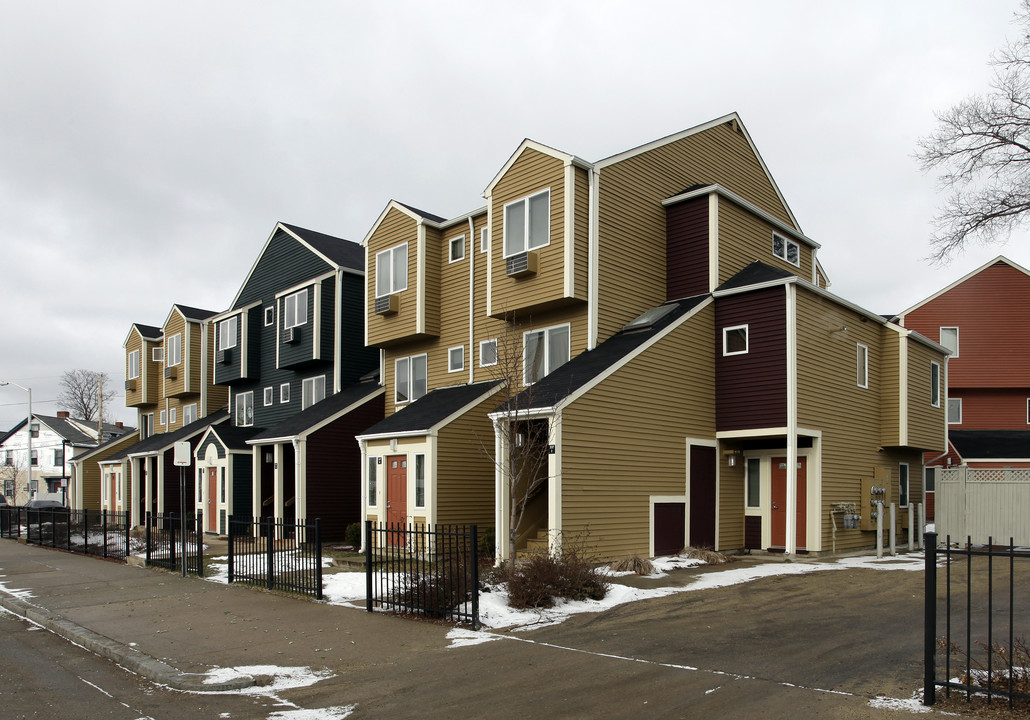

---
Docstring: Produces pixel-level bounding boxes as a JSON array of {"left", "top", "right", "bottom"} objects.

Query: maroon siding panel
[
  {"left": 744, "top": 515, "right": 762, "bottom": 549},
  {"left": 666, "top": 196, "right": 710, "bottom": 300},
  {"left": 162, "top": 440, "right": 199, "bottom": 512},
  {"left": 715, "top": 288, "right": 787, "bottom": 431},
  {"left": 305, "top": 393, "right": 385, "bottom": 541}
]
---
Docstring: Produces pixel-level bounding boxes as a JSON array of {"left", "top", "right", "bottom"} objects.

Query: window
[
  {"left": 264, "top": 386, "right": 274, "bottom": 406},
  {"left": 141, "top": 413, "right": 153, "bottom": 439},
  {"left": 948, "top": 398, "right": 962, "bottom": 425},
  {"left": 281, "top": 383, "right": 291, "bottom": 403},
  {"left": 449, "top": 235, "right": 465, "bottom": 263},
  {"left": 220, "top": 470, "right": 226, "bottom": 503},
  {"left": 367, "top": 456, "right": 378, "bottom": 507},
  {"left": 1, "top": 451, "right": 9, "bottom": 466},
  {"left": 152, "top": 347, "right": 164, "bottom": 362},
  {"left": 480, "top": 339, "right": 498, "bottom": 367},
  {"left": 899, "top": 463, "right": 910, "bottom": 508},
  {"left": 128, "top": 350, "right": 140, "bottom": 380},
  {"left": 375, "top": 243, "right": 408, "bottom": 297},
  {"left": 448, "top": 346, "right": 464, "bottom": 373},
  {"left": 167, "top": 333, "right": 182, "bottom": 366},
  {"left": 857, "top": 343, "right": 869, "bottom": 389},
  {"left": 395, "top": 355, "right": 428, "bottom": 404},
  {"left": 415, "top": 454, "right": 426, "bottom": 508},
  {"left": 524, "top": 324, "right": 570, "bottom": 384},
  {"left": 30, "top": 422, "right": 39, "bottom": 439},
  {"left": 746, "top": 457, "right": 761, "bottom": 508},
  {"left": 480, "top": 227, "right": 489, "bottom": 253},
  {"left": 235, "top": 391, "right": 254, "bottom": 427},
  {"left": 284, "top": 289, "right": 308, "bottom": 329},
  {"left": 264, "top": 307, "right": 274, "bottom": 326},
  {"left": 504, "top": 189, "right": 550, "bottom": 256},
  {"left": 197, "top": 468, "right": 203, "bottom": 501},
  {"left": 169, "top": 407, "right": 176, "bottom": 425},
  {"left": 218, "top": 316, "right": 238, "bottom": 351},
  {"left": 939, "top": 327, "right": 959, "bottom": 357},
  {"left": 302, "top": 375, "right": 326, "bottom": 410},
  {"left": 723, "top": 325, "right": 749, "bottom": 356},
  {"left": 30, "top": 450, "right": 37, "bottom": 466},
  {"left": 930, "top": 362, "right": 941, "bottom": 407},
  {"left": 54, "top": 448, "right": 64, "bottom": 467},
  {"left": 183, "top": 404, "right": 197, "bottom": 425},
  {"left": 772, "top": 233, "right": 800, "bottom": 266},
  {"left": 159, "top": 410, "right": 167, "bottom": 426}
]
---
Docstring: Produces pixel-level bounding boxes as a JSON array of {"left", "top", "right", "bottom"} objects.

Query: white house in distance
[{"left": 0, "top": 412, "right": 129, "bottom": 506}]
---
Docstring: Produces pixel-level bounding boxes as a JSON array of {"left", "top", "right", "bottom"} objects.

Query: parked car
[
  {"left": 0, "top": 494, "right": 8, "bottom": 507},
  {"left": 23, "top": 499, "right": 68, "bottom": 511}
]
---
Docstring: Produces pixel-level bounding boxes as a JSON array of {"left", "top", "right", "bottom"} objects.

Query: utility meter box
[{"left": 860, "top": 468, "right": 892, "bottom": 531}]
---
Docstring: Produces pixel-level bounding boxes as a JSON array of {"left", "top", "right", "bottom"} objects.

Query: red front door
[
  {"left": 386, "top": 456, "right": 407, "bottom": 547},
  {"left": 108, "top": 472, "right": 118, "bottom": 512},
  {"left": 207, "top": 467, "right": 218, "bottom": 533},
  {"left": 771, "top": 456, "right": 807, "bottom": 549}
]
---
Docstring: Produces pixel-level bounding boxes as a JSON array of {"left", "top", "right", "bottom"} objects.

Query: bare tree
[
  {"left": 917, "top": 1, "right": 1030, "bottom": 261},
  {"left": 0, "top": 452, "right": 28, "bottom": 505},
  {"left": 58, "top": 369, "right": 113, "bottom": 422}
]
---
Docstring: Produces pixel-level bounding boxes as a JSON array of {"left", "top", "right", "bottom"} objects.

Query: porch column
[
  {"left": 492, "top": 417, "right": 509, "bottom": 562},
  {"left": 274, "top": 443, "right": 285, "bottom": 537},
  {"left": 785, "top": 433, "right": 797, "bottom": 555},
  {"left": 251, "top": 446, "right": 261, "bottom": 519},
  {"left": 547, "top": 411, "right": 562, "bottom": 555},
  {"left": 292, "top": 438, "right": 305, "bottom": 524}
]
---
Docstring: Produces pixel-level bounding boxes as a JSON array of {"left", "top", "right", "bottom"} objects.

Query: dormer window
[
  {"left": 284, "top": 289, "right": 308, "bottom": 329},
  {"left": 772, "top": 233, "right": 799, "bottom": 267},
  {"left": 375, "top": 243, "right": 408, "bottom": 297},
  {"left": 504, "top": 189, "right": 550, "bottom": 257}
]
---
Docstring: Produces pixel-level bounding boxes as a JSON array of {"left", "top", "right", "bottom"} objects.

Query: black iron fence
[
  {"left": 924, "top": 532, "right": 1030, "bottom": 709},
  {"left": 145, "top": 512, "right": 204, "bottom": 577},
  {"left": 365, "top": 522, "right": 479, "bottom": 628},
  {"left": 0, "top": 508, "right": 130, "bottom": 561},
  {"left": 227, "top": 515, "right": 322, "bottom": 599}
]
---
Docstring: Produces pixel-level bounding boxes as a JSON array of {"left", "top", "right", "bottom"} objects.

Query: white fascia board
[
  {"left": 663, "top": 185, "right": 819, "bottom": 249},
  {"left": 419, "top": 206, "right": 488, "bottom": 232},
  {"left": 209, "top": 300, "right": 261, "bottom": 324},
  {"left": 361, "top": 200, "right": 424, "bottom": 247},
  {"left": 886, "top": 323, "right": 950, "bottom": 356},
  {"left": 487, "top": 407, "right": 555, "bottom": 422},
  {"left": 354, "top": 429, "right": 432, "bottom": 443},
  {"left": 482, "top": 138, "right": 590, "bottom": 197},
  {"left": 894, "top": 255, "right": 1029, "bottom": 321},
  {"left": 295, "top": 387, "right": 385, "bottom": 440},
  {"left": 359, "top": 383, "right": 503, "bottom": 442},
  {"left": 274, "top": 270, "right": 335, "bottom": 299},
  {"left": 713, "top": 276, "right": 797, "bottom": 298},
  {"left": 716, "top": 427, "right": 822, "bottom": 439}
]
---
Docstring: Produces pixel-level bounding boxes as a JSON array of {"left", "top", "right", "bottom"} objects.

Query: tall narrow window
[
  {"left": 930, "top": 362, "right": 941, "bottom": 407},
  {"left": 414, "top": 454, "right": 426, "bottom": 508},
  {"left": 395, "top": 355, "right": 427, "bottom": 403},
  {"left": 264, "top": 387, "right": 274, "bottom": 406},
  {"left": 284, "top": 289, "right": 308, "bottom": 329},
  {"left": 235, "top": 392, "right": 254, "bottom": 427},
  {"left": 746, "top": 457, "right": 761, "bottom": 508},
  {"left": 169, "top": 407, "right": 176, "bottom": 425},
  {"left": 899, "top": 463, "right": 910, "bottom": 508},
  {"left": 183, "top": 404, "right": 197, "bottom": 425},
  {"left": 503, "top": 189, "right": 550, "bottom": 256},
  {"left": 857, "top": 343, "right": 869, "bottom": 388},
  {"left": 128, "top": 350, "right": 140, "bottom": 380},
  {"left": 480, "top": 339, "right": 498, "bottom": 367},
  {"left": 375, "top": 244, "right": 408, "bottom": 297},
  {"left": 480, "top": 227, "right": 489, "bottom": 253},
  {"left": 523, "top": 324, "right": 570, "bottom": 384},
  {"left": 939, "top": 327, "right": 959, "bottom": 357},
  {"left": 280, "top": 383, "right": 291, "bottom": 403},
  {"left": 167, "top": 333, "right": 182, "bottom": 366},
  {"left": 367, "top": 456, "right": 378, "bottom": 507},
  {"left": 218, "top": 316, "right": 238, "bottom": 351}
]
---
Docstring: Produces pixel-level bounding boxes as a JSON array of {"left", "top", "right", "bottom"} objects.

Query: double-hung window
[
  {"left": 523, "top": 324, "right": 570, "bottom": 384},
  {"left": 169, "top": 407, "right": 176, "bottom": 425},
  {"left": 284, "top": 289, "right": 308, "bottom": 329},
  {"left": 939, "top": 327, "right": 959, "bottom": 357},
  {"left": 504, "top": 189, "right": 550, "bottom": 256},
  {"left": 167, "top": 333, "right": 182, "bottom": 366},
  {"left": 930, "top": 361, "right": 941, "bottom": 407},
  {"left": 128, "top": 350, "right": 140, "bottom": 380},
  {"left": 235, "top": 391, "right": 254, "bottom": 427},
  {"left": 448, "top": 346, "right": 464, "bottom": 373},
  {"left": 449, "top": 235, "right": 465, "bottom": 263},
  {"left": 218, "top": 316, "right": 238, "bottom": 351},
  {"left": 375, "top": 244, "right": 408, "bottom": 297},
  {"left": 183, "top": 404, "right": 197, "bottom": 425},
  {"left": 772, "top": 233, "right": 800, "bottom": 266},
  {"left": 302, "top": 375, "right": 326, "bottom": 410},
  {"left": 479, "top": 339, "right": 498, "bottom": 367},
  {"left": 857, "top": 343, "right": 869, "bottom": 388},
  {"left": 395, "top": 355, "right": 428, "bottom": 404}
]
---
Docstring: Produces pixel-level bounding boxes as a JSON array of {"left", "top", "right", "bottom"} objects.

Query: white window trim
[
  {"left": 375, "top": 243, "right": 408, "bottom": 297},
  {"left": 948, "top": 397, "right": 962, "bottom": 425},
  {"left": 939, "top": 326, "right": 959, "bottom": 358},
  {"left": 167, "top": 333, "right": 183, "bottom": 367},
  {"left": 523, "top": 323, "right": 571, "bottom": 385},
  {"left": 152, "top": 347, "right": 163, "bottom": 362},
  {"left": 236, "top": 391, "right": 254, "bottom": 427},
  {"left": 448, "top": 235, "right": 466, "bottom": 263},
  {"left": 159, "top": 410, "right": 167, "bottom": 426},
  {"left": 479, "top": 338, "right": 498, "bottom": 367},
  {"left": 280, "top": 383, "right": 290, "bottom": 403},
  {"left": 414, "top": 453, "right": 426, "bottom": 509},
  {"left": 367, "top": 456, "right": 378, "bottom": 508},
  {"left": 128, "top": 350, "right": 140, "bottom": 380},
  {"left": 183, "top": 404, "right": 197, "bottom": 425},
  {"left": 857, "top": 343, "right": 869, "bottom": 389},
  {"left": 218, "top": 316, "right": 238, "bottom": 351},
  {"left": 480, "top": 227, "right": 489, "bottom": 254},
  {"left": 931, "top": 361, "right": 941, "bottom": 407},
  {"left": 745, "top": 456, "right": 761, "bottom": 509},
  {"left": 284, "top": 288, "right": 309, "bottom": 329},
  {"left": 723, "top": 325, "right": 749, "bottom": 356},
  {"left": 264, "top": 386, "right": 274, "bottom": 406},
  {"left": 503, "top": 188, "right": 551, "bottom": 258},
  {"left": 264, "top": 306, "right": 274, "bottom": 326},
  {"left": 169, "top": 407, "right": 176, "bottom": 425},
  {"left": 302, "top": 375, "right": 326, "bottom": 410},
  {"left": 772, "top": 232, "right": 800, "bottom": 267},
  {"left": 448, "top": 346, "right": 465, "bottom": 373},
  {"left": 394, "top": 354, "right": 428, "bottom": 405}
]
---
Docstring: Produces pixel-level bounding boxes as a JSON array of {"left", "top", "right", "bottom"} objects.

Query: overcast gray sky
[{"left": 1, "top": 0, "right": 1025, "bottom": 430}]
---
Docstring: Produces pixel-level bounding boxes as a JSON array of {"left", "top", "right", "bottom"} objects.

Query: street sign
[{"left": 173, "top": 441, "right": 192, "bottom": 466}]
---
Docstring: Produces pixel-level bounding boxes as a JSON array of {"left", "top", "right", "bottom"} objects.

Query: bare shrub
[{"left": 492, "top": 536, "right": 608, "bottom": 609}]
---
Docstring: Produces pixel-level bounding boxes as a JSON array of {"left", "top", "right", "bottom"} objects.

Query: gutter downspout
[{"left": 468, "top": 216, "right": 476, "bottom": 385}]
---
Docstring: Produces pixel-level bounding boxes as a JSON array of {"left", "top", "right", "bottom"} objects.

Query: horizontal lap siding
[
  {"left": 490, "top": 149, "right": 567, "bottom": 314},
  {"left": 717, "top": 199, "right": 813, "bottom": 284},
  {"left": 438, "top": 225, "right": 470, "bottom": 386},
  {"left": 472, "top": 214, "right": 510, "bottom": 384},
  {"left": 715, "top": 288, "right": 787, "bottom": 431},
  {"left": 907, "top": 339, "right": 948, "bottom": 451},
  {"left": 880, "top": 333, "right": 901, "bottom": 446},
  {"left": 560, "top": 305, "right": 716, "bottom": 560},
  {"left": 950, "top": 388, "right": 1030, "bottom": 428},
  {"left": 339, "top": 274, "right": 378, "bottom": 386},
  {"left": 187, "top": 323, "right": 204, "bottom": 394},
  {"left": 424, "top": 226, "right": 442, "bottom": 337},
  {"left": 597, "top": 121, "right": 796, "bottom": 343},
  {"left": 231, "top": 454, "right": 252, "bottom": 518},
  {"left": 666, "top": 196, "right": 709, "bottom": 299},
  {"left": 163, "top": 314, "right": 187, "bottom": 397},
  {"left": 367, "top": 209, "right": 419, "bottom": 346},
  {"left": 573, "top": 166, "right": 590, "bottom": 301},
  {"left": 436, "top": 391, "right": 506, "bottom": 527}
]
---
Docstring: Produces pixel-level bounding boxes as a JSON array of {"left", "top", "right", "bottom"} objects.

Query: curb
[{"left": 0, "top": 593, "right": 255, "bottom": 692}]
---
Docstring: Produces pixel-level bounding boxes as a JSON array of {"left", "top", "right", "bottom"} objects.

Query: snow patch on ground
[
  {"left": 0, "top": 575, "right": 34, "bottom": 600},
  {"left": 199, "top": 665, "right": 334, "bottom": 695},
  {"left": 446, "top": 627, "right": 502, "bottom": 648},
  {"left": 266, "top": 706, "right": 355, "bottom": 719},
  {"left": 868, "top": 694, "right": 933, "bottom": 713}
]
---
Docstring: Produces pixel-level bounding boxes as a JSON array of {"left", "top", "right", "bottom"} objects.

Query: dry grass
[
  {"left": 681, "top": 546, "right": 735, "bottom": 565},
  {"left": 608, "top": 556, "right": 655, "bottom": 575}
]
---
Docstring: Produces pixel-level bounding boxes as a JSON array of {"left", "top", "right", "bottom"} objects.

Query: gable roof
[
  {"left": 110, "top": 409, "right": 229, "bottom": 460},
  {"left": 497, "top": 296, "right": 711, "bottom": 413},
  {"left": 949, "top": 430, "right": 1030, "bottom": 461},
  {"left": 248, "top": 379, "right": 384, "bottom": 443},
  {"left": 358, "top": 381, "right": 502, "bottom": 438},
  {"left": 483, "top": 138, "right": 591, "bottom": 196},
  {"left": 73, "top": 429, "right": 141, "bottom": 464},
  {"left": 394, "top": 202, "right": 447, "bottom": 224},
  {"left": 199, "top": 424, "right": 263, "bottom": 453},
  {"left": 715, "top": 261, "right": 796, "bottom": 292},
  {"left": 893, "top": 256, "right": 1030, "bottom": 321},
  {"left": 123, "top": 322, "right": 162, "bottom": 348},
  {"left": 280, "top": 222, "right": 363, "bottom": 270},
  {"left": 34, "top": 415, "right": 98, "bottom": 446}
]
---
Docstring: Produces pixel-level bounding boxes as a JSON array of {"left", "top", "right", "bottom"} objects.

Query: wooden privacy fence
[{"left": 936, "top": 468, "right": 1030, "bottom": 546}]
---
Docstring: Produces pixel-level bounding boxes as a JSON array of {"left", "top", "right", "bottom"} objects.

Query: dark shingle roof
[
  {"left": 499, "top": 296, "right": 708, "bottom": 412},
  {"left": 950, "top": 430, "right": 1030, "bottom": 460},
  {"left": 716, "top": 261, "right": 796, "bottom": 292},
  {"left": 75, "top": 429, "right": 141, "bottom": 463},
  {"left": 396, "top": 202, "right": 447, "bottom": 224},
  {"left": 133, "top": 323, "right": 162, "bottom": 339},
  {"left": 249, "top": 379, "right": 384, "bottom": 442},
  {"left": 175, "top": 304, "right": 218, "bottom": 321},
  {"left": 203, "top": 425, "right": 263, "bottom": 452},
  {"left": 360, "top": 381, "right": 502, "bottom": 436},
  {"left": 281, "top": 222, "right": 363, "bottom": 271},
  {"left": 107, "top": 409, "right": 229, "bottom": 461},
  {"left": 35, "top": 415, "right": 97, "bottom": 446}
]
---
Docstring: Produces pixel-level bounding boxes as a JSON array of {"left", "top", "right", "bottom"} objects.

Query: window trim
[
  {"left": 523, "top": 323, "right": 571, "bottom": 385},
  {"left": 152, "top": 347, "right": 164, "bottom": 362},
  {"left": 264, "top": 306, "right": 274, "bottom": 326},
  {"left": 448, "top": 235, "right": 466, "bottom": 263},
  {"left": 218, "top": 316, "right": 238, "bottom": 352},
  {"left": 169, "top": 407, "right": 176, "bottom": 425},
  {"left": 947, "top": 397, "right": 962, "bottom": 425},
  {"left": 375, "top": 243, "right": 408, "bottom": 298},
  {"left": 772, "top": 232, "right": 800, "bottom": 267},
  {"left": 367, "top": 456, "right": 378, "bottom": 508},
  {"left": 480, "top": 227, "right": 489, "bottom": 254},
  {"left": 167, "top": 333, "right": 182, "bottom": 367},
  {"left": 479, "top": 338, "right": 498, "bottom": 367},
  {"left": 264, "top": 386, "right": 274, "bottom": 406},
  {"left": 128, "top": 350, "right": 140, "bottom": 380},
  {"left": 723, "top": 325, "right": 749, "bottom": 356},
  {"left": 159, "top": 410, "right": 167, "bottom": 426},
  {"left": 503, "top": 188, "right": 551, "bottom": 258},
  {"left": 302, "top": 375, "right": 326, "bottom": 410},
  {"left": 284, "top": 288, "right": 309, "bottom": 329},
  {"left": 183, "top": 403, "right": 197, "bottom": 425},
  {"left": 448, "top": 346, "right": 465, "bottom": 373},
  {"left": 857, "top": 343, "right": 869, "bottom": 389},
  {"left": 930, "top": 361, "right": 941, "bottom": 408},
  {"left": 745, "top": 457, "right": 761, "bottom": 509},
  {"left": 939, "top": 326, "right": 959, "bottom": 358},
  {"left": 280, "top": 383, "right": 291, "bottom": 403},
  {"left": 414, "top": 453, "right": 426, "bottom": 509},
  {"left": 394, "top": 354, "right": 428, "bottom": 405},
  {"left": 236, "top": 391, "right": 254, "bottom": 427}
]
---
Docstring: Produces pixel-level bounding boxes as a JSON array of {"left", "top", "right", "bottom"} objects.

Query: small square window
[
  {"left": 160, "top": 410, "right": 167, "bottom": 426},
  {"left": 281, "top": 383, "right": 290, "bottom": 403},
  {"left": 264, "top": 387, "right": 274, "bottom": 406},
  {"left": 723, "top": 325, "right": 749, "bottom": 356},
  {"left": 448, "top": 346, "right": 464, "bottom": 373},
  {"left": 152, "top": 347, "right": 164, "bottom": 362},
  {"left": 449, "top": 235, "right": 465, "bottom": 263},
  {"left": 265, "top": 307, "right": 274, "bottom": 326},
  {"left": 480, "top": 339, "right": 498, "bottom": 367}
]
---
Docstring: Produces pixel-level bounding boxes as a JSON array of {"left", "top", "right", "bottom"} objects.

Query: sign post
[{"left": 173, "top": 442, "right": 191, "bottom": 577}]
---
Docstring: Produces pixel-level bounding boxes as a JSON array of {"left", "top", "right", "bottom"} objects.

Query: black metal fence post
[
  {"left": 365, "top": 520, "right": 373, "bottom": 613},
  {"left": 227, "top": 515, "right": 235, "bottom": 585},
  {"left": 196, "top": 511, "right": 204, "bottom": 578},
  {"left": 924, "top": 531, "right": 937, "bottom": 706},
  {"left": 145, "top": 512, "right": 151, "bottom": 565},
  {"left": 265, "top": 516, "right": 274, "bottom": 591},
  {"left": 471, "top": 524, "right": 479, "bottom": 631},
  {"left": 314, "top": 518, "right": 323, "bottom": 600}
]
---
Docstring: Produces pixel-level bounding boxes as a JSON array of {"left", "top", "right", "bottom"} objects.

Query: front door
[
  {"left": 771, "top": 456, "right": 807, "bottom": 549},
  {"left": 207, "top": 467, "right": 218, "bottom": 533},
  {"left": 688, "top": 445, "right": 717, "bottom": 548},
  {"left": 108, "top": 471, "right": 118, "bottom": 512},
  {"left": 386, "top": 455, "right": 407, "bottom": 546}
]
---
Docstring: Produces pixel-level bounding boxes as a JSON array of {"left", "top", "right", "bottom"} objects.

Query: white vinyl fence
[{"left": 936, "top": 467, "right": 1030, "bottom": 546}]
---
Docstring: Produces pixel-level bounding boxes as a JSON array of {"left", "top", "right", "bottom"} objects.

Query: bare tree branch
[{"left": 58, "top": 369, "right": 114, "bottom": 422}]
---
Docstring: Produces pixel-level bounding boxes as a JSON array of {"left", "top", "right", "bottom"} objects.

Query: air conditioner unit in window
[
  {"left": 283, "top": 327, "right": 300, "bottom": 344},
  {"left": 505, "top": 251, "right": 538, "bottom": 278},
  {"left": 124, "top": 380, "right": 136, "bottom": 391},
  {"left": 374, "top": 295, "right": 399, "bottom": 315},
  {"left": 164, "top": 367, "right": 177, "bottom": 380},
  {"left": 217, "top": 349, "right": 231, "bottom": 364}
]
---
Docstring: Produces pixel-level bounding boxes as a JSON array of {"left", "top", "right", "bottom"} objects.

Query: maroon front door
[
  {"left": 688, "top": 445, "right": 717, "bottom": 548},
  {"left": 771, "top": 457, "right": 807, "bottom": 549},
  {"left": 207, "top": 467, "right": 218, "bottom": 533}
]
